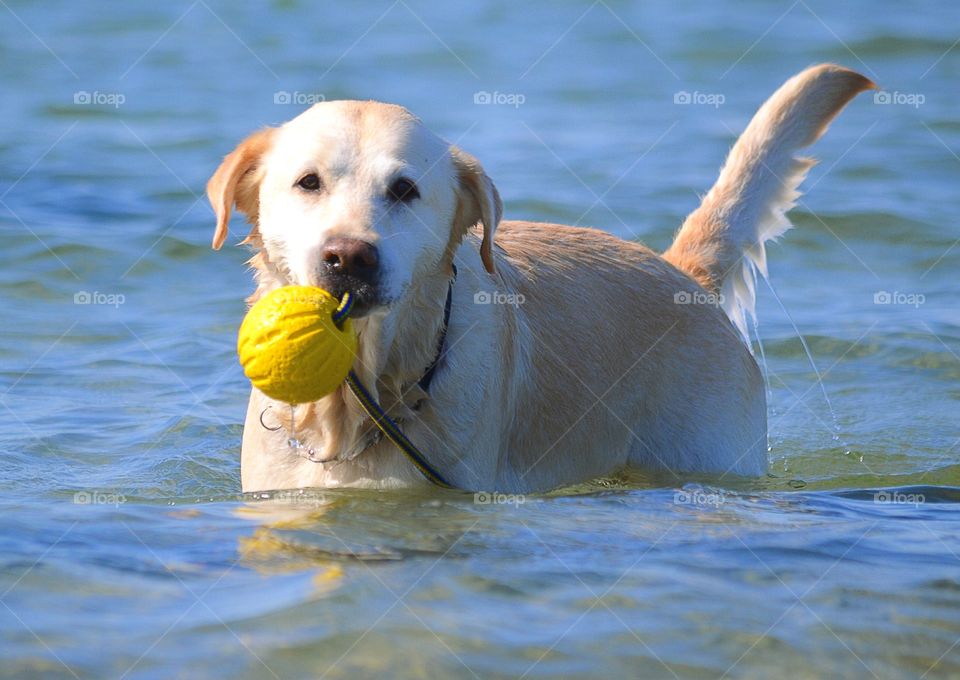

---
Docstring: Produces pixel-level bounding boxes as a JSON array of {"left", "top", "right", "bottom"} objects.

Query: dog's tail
[{"left": 663, "top": 64, "right": 874, "bottom": 342}]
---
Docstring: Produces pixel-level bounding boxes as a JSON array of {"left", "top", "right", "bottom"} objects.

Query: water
[{"left": 2, "top": 1, "right": 959, "bottom": 677}]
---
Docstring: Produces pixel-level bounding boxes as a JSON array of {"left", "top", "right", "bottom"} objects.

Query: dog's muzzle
[{"left": 318, "top": 237, "right": 382, "bottom": 317}]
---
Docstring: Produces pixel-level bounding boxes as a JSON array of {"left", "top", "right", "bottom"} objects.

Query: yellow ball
[{"left": 237, "top": 286, "right": 357, "bottom": 404}]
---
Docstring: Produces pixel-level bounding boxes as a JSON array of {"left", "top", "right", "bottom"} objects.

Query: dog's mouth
[
  {"left": 269, "top": 252, "right": 389, "bottom": 318},
  {"left": 318, "top": 274, "right": 384, "bottom": 318}
]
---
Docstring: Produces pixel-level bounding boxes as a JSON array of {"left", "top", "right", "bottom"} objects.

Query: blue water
[{"left": 2, "top": 1, "right": 959, "bottom": 677}]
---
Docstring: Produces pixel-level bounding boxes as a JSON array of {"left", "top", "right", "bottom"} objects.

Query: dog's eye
[
  {"left": 387, "top": 177, "right": 419, "bottom": 203},
  {"left": 296, "top": 173, "right": 322, "bottom": 192}
]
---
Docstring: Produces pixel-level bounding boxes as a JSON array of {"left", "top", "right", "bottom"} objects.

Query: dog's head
[{"left": 207, "top": 101, "right": 501, "bottom": 317}]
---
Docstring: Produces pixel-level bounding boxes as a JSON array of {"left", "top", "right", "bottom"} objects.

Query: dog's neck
[
  {"left": 248, "top": 249, "right": 454, "bottom": 462},
  {"left": 353, "top": 267, "right": 452, "bottom": 399}
]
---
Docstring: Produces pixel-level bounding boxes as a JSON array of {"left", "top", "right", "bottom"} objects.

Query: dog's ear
[
  {"left": 451, "top": 146, "right": 502, "bottom": 274},
  {"left": 206, "top": 127, "right": 276, "bottom": 250}
]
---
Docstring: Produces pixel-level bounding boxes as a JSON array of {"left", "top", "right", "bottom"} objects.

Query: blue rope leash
[
  {"left": 332, "top": 291, "right": 354, "bottom": 325},
  {"left": 345, "top": 370, "right": 453, "bottom": 488},
  {"left": 333, "top": 291, "right": 454, "bottom": 489}
]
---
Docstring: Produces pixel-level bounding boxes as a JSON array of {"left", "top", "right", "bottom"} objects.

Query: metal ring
[{"left": 259, "top": 406, "right": 282, "bottom": 431}]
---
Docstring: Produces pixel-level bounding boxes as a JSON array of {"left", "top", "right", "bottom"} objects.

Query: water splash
[{"left": 761, "top": 275, "right": 853, "bottom": 457}]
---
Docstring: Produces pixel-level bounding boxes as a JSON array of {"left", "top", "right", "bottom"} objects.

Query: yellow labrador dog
[{"left": 208, "top": 64, "right": 872, "bottom": 493}]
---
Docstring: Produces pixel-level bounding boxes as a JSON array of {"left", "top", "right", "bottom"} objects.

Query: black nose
[{"left": 320, "top": 238, "right": 379, "bottom": 281}]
